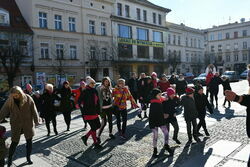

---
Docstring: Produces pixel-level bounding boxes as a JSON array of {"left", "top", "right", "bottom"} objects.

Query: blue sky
[{"left": 148, "top": 0, "right": 250, "bottom": 29}]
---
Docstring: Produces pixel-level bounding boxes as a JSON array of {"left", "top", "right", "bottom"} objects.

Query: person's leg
[
  {"left": 45, "top": 118, "right": 51, "bottom": 136},
  {"left": 160, "top": 126, "right": 173, "bottom": 155},
  {"left": 215, "top": 93, "right": 218, "bottom": 106},
  {"left": 98, "top": 116, "right": 107, "bottom": 138},
  {"left": 121, "top": 109, "right": 128, "bottom": 135},
  {"left": 26, "top": 138, "right": 33, "bottom": 164},
  {"left": 210, "top": 92, "right": 214, "bottom": 105},
  {"left": 106, "top": 108, "right": 113, "bottom": 135},
  {"left": 63, "top": 111, "right": 71, "bottom": 131},
  {"left": 114, "top": 110, "right": 122, "bottom": 134},
  {"left": 171, "top": 121, "right": 179, "bottom": 141},
  {"left": 8, "top": 141, "right": 19, "bottom": 166},
  {"left": 0, "top": 158, "right": 4, "bottom": 167},
  {"left": 201, "top": 117, "right": 209, "bottom": 136},
  {"left": 192, "top": 119, "right": 199, "bottom": 141},
  {"left": 186, "top": 121, "right": 192, "bottom": 141},
  {"left": 52, "top": 116, "right": 58, "bottom": 135},
  {"left": 152, "top": 127, "right": 158, "bottom": 157}
]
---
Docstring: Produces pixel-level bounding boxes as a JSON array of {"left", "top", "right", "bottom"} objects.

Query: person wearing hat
[
  {"left": 194, "top": 86, "right": 213, "bottom": 136},
  {"left": 157, "top": 74, "right": 171, "bottom": 92},
  {"left": 181, "top": 87, "right": 200, "bottom": 143},
  {"left": 24, "top": 84, "right": 33, "bottom": 96},
  {"left": 149, "top": 88, "right": 173, "bottom": 157},
  {"left": 221, "top": 76, "right": 232, "bottom": 108},
  {"left": 175, "top": 74, "right": 188, "bottom": 97},
  {"left": 79, "top": 78, "right": 102, "bottom": 149},
  {"left": 162, "top": 88, "right": 181, "bottom": 144}
]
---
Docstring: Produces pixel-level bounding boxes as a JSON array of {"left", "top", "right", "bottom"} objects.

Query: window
[
  {"left": 191, "top": 38, "right": 193, "bottom": 47},
  {"left": 194, "top": 39, "right": 197, "bottom": 48},
  {"left": 218, "top": 33, "right": 222, "bottom": 40},
  {"left": 19, "top": 41, "right": 28, "bottom": 56},
  {"left": 153, "top": 31, "right": 162, "bottom": 42},
  {"left": 118, "top": 24, "right": 132, "bottom": 38},
  {"left": 158, "top": 14, "right": 162, "bottom": 25},
  {"left": 226, "top": 33, "right": 230, "bottom": 39},
  {"left": 186, "top": 53, "right": 189, "bottom": 62},
  {"left": 125, "top": 5, "right": 130, "bottom": 17},
  {"left": 89, "top": 20, "right": 95, "bottom": 34},
  {"left": 117, "top": 3, "right": 122, "bottom": 16},
  {"left": 243, "top": 42, "right": 247, "bottom": 49},
  {"left": 234, "top": 53, "right": 238, "bottom": 61},
  {"left": 186, "top": 37, "right": 188, "bottom": 46},
  {"left": 118, "top": 44, "right": 132, "bottom": 58},
  {"left": 102, "top": 48, "right": 107, "bottom": 60},
  {"left": 40, "top": 43, "right": 49, "bottom": 59},
  {"left": 154, "top": 47, "right": 163, "bottom": 59},
  {"left": 0, "top": 9, "right": 10, "bottom": 25},
  {"left": 39, "top": 12, "right": 47, "bottom": 28},
  {"left": 234, "top": 43, "right": 238, "bottom": 50},
  {"left": 173, "top": 35, "right": 176, "bottom": 45},
  {"left": 178, "top": 36, "right": 181, "bottom": 45},
  {"left": 218, "top": 45, "right": 222, "bottom": 51},
  {"left": 69, "top": 17, "right": 76, "bottom": 32},
  {"left": 243, "top": 30, "right": 247, "bottom": 37},
  {"left": 70, "top": 45, "right": 77, "bottom": 59},
  {"left": 210, "top": 34, "right": 214, "bottom": 41},
  {"left": 226, "top": 54, "right": 230, "bottom": 62},
  {"left": 137, "top": 46, "right": 149, "bottom": 58},
  {"left": 143, "top": 10, "right": 147, "bottom": 22},
  {"left": 136, "top": 8, "right": 141, "bottom": 20},
  {"left": 137, "top": 28, "right": 148, "bottom": 40},
  {"left": 55, "top": 15, "right": 62, "bottom": 30},
  {"left": 101, "top": 22, "right": 106, "bottom": 35},
  {"left": 243, "top": 53, "right": 248, "bottom": 61},
  {"left": 226, "top": 44, "right": 230, "bottom": 50},
  {"left": 153, "top": 13, "right": 156, "bottom": 24},
  {"left": 211, "top": 45, "right": 214, "bottom": 52},
  {"left": 56, "top": 44, "right": 64, "bottom": 59},
  {"left": 234, "top": 31, "right": 238, "bottom": 38},
  {"left": 198, "top": 40, "right": 201, "bottom": 48},
  {"left": 90, "top": 46, "right": 96, "bottom": 60},
  {"left": 168, "top": 34, "right": 171, "bottom": 44}
]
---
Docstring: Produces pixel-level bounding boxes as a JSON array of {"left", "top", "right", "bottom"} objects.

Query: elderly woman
[
  {"left": 40, "top": 84, "right": 60, "bottom": 136},
  {"left": 0, "top": 86, "right": 40, "bottom": 166}
]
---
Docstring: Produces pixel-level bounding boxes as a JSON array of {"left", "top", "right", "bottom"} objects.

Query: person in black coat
[
  {"left": 149, "top": 88, "right": 173, "bottom": 157},
  {"left": 194, "top": 86, "right": 213, "bottom": 136},
  {"left": 40, "top": 84, "right": 60, "bottom": 136},
  {"left": 225, "top": 90, "right": 250, "bottom": 166},
  {"left": 175, "top": 74, "right": 188, "bottom": 97},
  {"left": 221, "top": 76, "right": 232, "bottom": 108},
  {"left": 208, "top": 72, "right": 222, "bottom": 107},
  {"left": 32, "top": 91, "right": 44, "bottom": 121},
  {"left": 163, "top": 88, "right": 181, "bottom": 144},
  {"left": 169, "top": 74, "right": 177, "bottom": 85},
  {"left": 128, "top": 72, "right": 138, "bottom": 103}
]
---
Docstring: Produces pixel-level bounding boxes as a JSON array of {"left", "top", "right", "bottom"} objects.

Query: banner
[
  {"left": 118, "top": 38, "right": 164, "bottom": 48},
  {"left": 36, "top": 72, "right": 46, "bottom": 87}
]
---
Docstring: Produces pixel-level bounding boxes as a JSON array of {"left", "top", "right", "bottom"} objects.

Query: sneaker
[
  {"left": 27, "top": 158, "right": 33, "bottom": 165},
  {"left": 109, "top": 134, "right": 116, "bottom": 139},
  {"left": 81, "top": 135, "right": 88, "bottom": 146},
  {"left": 54, "top": 130, "right": 58, "bottom": 135},
  {"left": 173, "top": 139, "right": 181, "bottom": 144}
]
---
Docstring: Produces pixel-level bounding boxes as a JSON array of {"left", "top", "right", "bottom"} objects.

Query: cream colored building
[
  {"left": 16, "top": 0, "right": 115, "bottom": 86},
  {"left": 166, "top": 22, "right": 205, "bottom": 74}
]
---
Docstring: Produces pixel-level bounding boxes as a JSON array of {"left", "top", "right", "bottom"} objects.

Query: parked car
[
  {"left": 193, "top": 73, "right": 206, "bottom": 86},
  {"left": 183, "top": 72, "right": 195, "bottom": 83},
  {"left": 240, "top": 70, "right": 248, "bottom": 79},
  {"left": 221, "top": 71, "right": 240, "bottom": 82}
]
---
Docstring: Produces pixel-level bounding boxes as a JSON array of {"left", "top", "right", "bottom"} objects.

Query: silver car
[{"left": 221, "top": 71, "right": 239, "bottom": 82}]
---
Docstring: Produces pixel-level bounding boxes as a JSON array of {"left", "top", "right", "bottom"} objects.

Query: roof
[
  {"left": 0, "top": 0, "right": 33, "bottom": 34},
  {"left": 128, "top": 0, "right": 171, "bottom": 13}
]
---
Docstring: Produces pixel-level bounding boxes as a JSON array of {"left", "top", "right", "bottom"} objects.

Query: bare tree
[{"left": 167, "top": 51, "right": 181, "bottom": 73}]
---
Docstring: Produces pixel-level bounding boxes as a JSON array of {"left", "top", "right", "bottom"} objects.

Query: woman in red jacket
[{"left": 157, "top": 74, "right": 171, "bottom": 92}]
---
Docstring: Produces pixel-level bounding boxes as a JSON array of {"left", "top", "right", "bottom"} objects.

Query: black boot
[
  {"left": 81, "top": 135, "right": 88, "bottom": 146},
  {"left": 26, "top": 139, "right": 33, "bottom": 164},
  {"left": 152, "top": 147, "right": 158, "bottom": 158},
  {"left": 8, "top": 142, "right": 18, "bottom": 167},
  {"left": 205, "top": 130, "right": 210, "bottom": 136},
  {"left": 164, "top": 144, "right": 174, "bottom": 156},
  {"left": 54, "top": 128, "right": 58, "bottom": 135}
]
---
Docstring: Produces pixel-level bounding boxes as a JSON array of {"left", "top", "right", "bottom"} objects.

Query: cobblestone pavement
[{"left": 1, "top": 80, "right": 249, "bottom": 167}]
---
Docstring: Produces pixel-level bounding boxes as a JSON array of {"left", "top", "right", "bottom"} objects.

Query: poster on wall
[
  {"left": 56, "top": 74, "right": 66, "bottom": 87},
  {"left": 36, "top": 72, "right": 46, "bottom": 90}
]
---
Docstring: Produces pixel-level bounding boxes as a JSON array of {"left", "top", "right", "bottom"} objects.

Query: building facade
[
  {"left": 166, "top": 22, "right": 205, "bottom": 75},
  {"left": 204, "top": 20, "right": 250, "bottom": 74},
  {"left": 0, "top": 0, "right": 33, "bottom": 90},
  {"left": 111, "top": 0, "right": 171, "bottom": 80},
  {"left": 16, "top": 0, "right": 115, "bottom": 87}
]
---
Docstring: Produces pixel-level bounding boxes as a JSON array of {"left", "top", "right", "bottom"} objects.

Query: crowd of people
[{"left": 0, "top": 63, "right": 250, "bottom": 167}]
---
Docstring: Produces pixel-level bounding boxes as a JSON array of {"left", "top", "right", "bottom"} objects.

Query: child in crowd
[
  {"left": 149, "top": 88, "right": 173, "bottom": 157},
  {"left": 181, "top": 87, "right": 200, "bottom": 143},
  {"left": 194, "top": 86, "right": 213, "bottom": 136},
  {"left": 0, "top": 125, "right": 8, "bottom": 167},
  {"left": 163, "top": 88, "right": 181, "bottom": 144}
]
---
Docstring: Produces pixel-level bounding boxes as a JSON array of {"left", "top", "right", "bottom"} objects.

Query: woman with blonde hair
[{"left": 0, "top": 86, "right": 40, "bottom": 166}]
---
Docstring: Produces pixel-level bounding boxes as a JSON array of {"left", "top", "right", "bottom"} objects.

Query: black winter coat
[
  {"left": 138, "top": 78, "right": 148, "bottom": 102},
  {"left": 176, "top": 79, "right": 187, "bottom": 95},
  {"left": 209, "top": 76, "right": 222, "bottom": 94},
  {"left": 149, "top": 99, "right": 166, "bottom": 129},
  {"left": 221, "top": 79, "right": 231, "bottom": 93},
  {"left": 40, "top": 92, "right": 60, "bottom": 119},
  {"left": 128, "top": 78, "right": 138, "bottom": 93},
  {"left": 59, "top": 88, "right": 73, "bottom": 112},
  {"left": 32, "top": 95, "right": 43, "bottom": 117},
  {"left": 194, "top": 93, "right": 213, "bottom": 119},
  {"left": 239, "top": 95, "right": 250, "bottom": 138},
  {"left": 78, "top": 86, "right": 100, "bottom": 116},
  {"left": 181, "top": 95, "right": 198, "bottom": 122},
  {"left": 163, "top": 97, "right": 179, "bottom": 122}
]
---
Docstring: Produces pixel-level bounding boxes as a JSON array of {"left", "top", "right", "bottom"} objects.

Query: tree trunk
[{"left": 7, "top": 74, "right": 15, "bottom": 89}]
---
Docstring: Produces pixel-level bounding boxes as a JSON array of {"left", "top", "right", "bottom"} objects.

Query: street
[{"left": 1, "top": 80, "right": 249, "bottom": 167}]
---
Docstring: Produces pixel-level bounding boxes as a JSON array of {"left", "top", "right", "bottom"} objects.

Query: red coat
[
  {"left": 72, "top": 88, "right": 82, "bottom": 108},
  {"left": 157, "top": 80, "right": 170, "bottom": 92},
  {"left": 206, "top": 73, "right": 214, "bottom": 86}
]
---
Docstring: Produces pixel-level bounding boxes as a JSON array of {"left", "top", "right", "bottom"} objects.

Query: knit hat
[
  {"left": 86, "top": 78, "right": 96, "bottom": 85},
  {"left": 166, "top": 88, "right": 175, "bottom": 96},
  {"left": 151, "top": 88, "right": 162, "bottom": 99},
  {"left": 80, "top": 81, "right": 86, "bottom": 87},
  {"left": 185, "top": 87, "right": 194, "bottom": 94},
  {"left": 151, "top": 72, "right": 157, "bottom": 77}
]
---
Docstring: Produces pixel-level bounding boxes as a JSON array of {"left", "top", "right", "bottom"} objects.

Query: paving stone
[
  {"left": 222, "top": 159, "right": 247, "bottom": 167},
  {"left": 232, "top": 144, "right": 250, "bottom": 162},
  {"left": 13, "top": 154, "right": 52, "bottom": 167}
]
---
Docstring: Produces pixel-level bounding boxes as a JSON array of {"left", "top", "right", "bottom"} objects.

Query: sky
[{"left": 148, "top": 0, "right": 250, "bottom": 29}]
